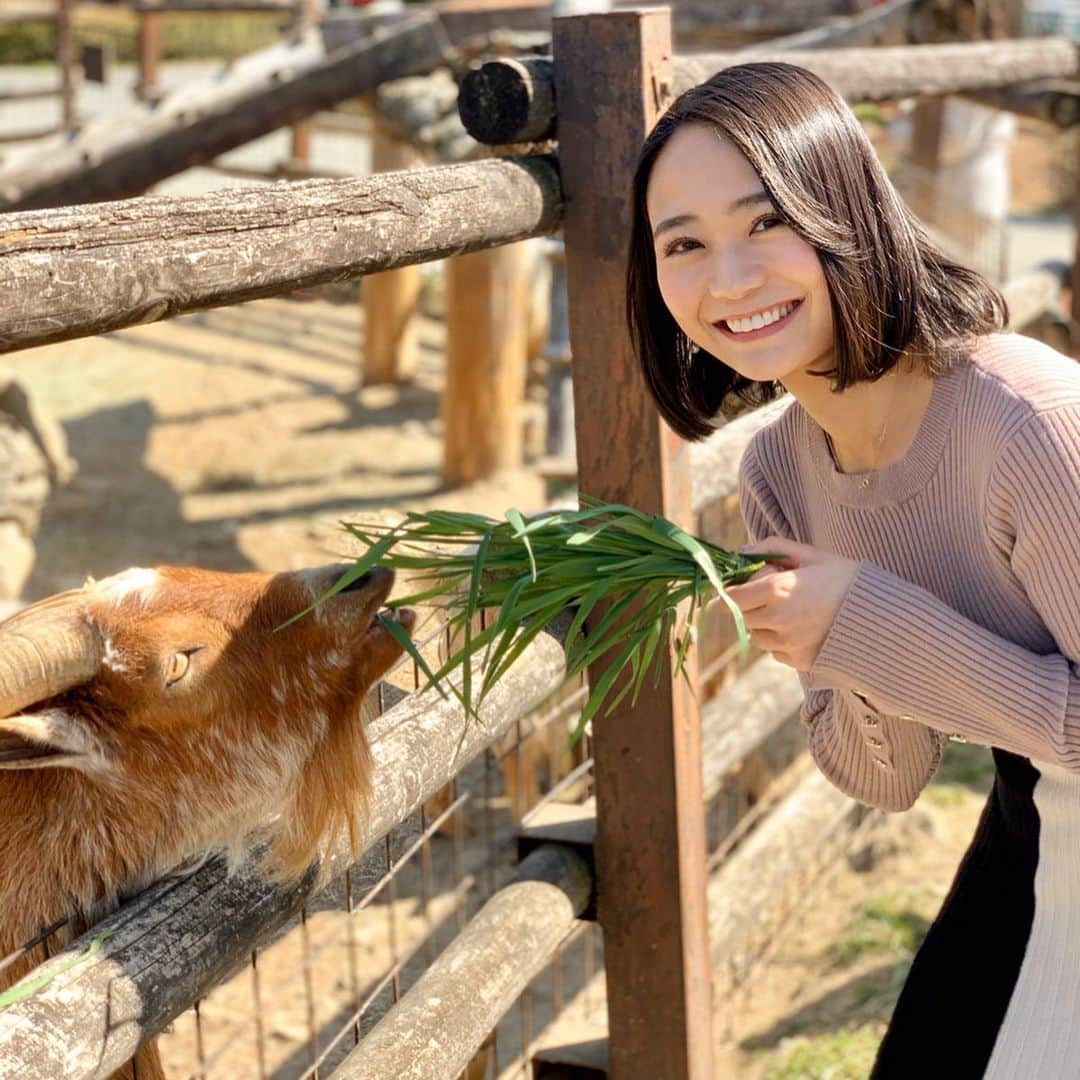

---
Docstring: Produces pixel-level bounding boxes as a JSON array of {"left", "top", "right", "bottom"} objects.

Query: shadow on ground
[{"left": 26, "top": 398, "right": 251, "bottom": 598}]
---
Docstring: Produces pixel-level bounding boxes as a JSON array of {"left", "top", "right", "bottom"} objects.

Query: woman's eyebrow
[
  {"left": 651, "top": 191, "right": 774, "bottom": 240},
  {"left": 729, "top": 190, "right": 773, "bottom": 213},
  {"left": 652, "top": 213, "right": 696, "bottom": 240}
]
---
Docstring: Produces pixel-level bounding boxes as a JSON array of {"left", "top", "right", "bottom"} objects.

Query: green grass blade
[
  {"left": 0, "top": 933, "right": 110, "bottom": 1010},
  {"left": 505, "top": 508, "right": 538, "bottom": 581}
]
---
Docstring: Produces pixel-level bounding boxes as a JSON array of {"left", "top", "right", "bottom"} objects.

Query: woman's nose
[{"left": 706, "top": 248, "right": 765, "bottom": 300}]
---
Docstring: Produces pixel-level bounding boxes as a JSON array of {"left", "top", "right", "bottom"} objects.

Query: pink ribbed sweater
[{"left": 737, "top": 332, "right": 1080, "bottom": 811}]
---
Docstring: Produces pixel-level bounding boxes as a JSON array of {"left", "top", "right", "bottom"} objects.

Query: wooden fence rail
[
  {"left": 0, "top": 13, "right": 449, "bottom": 212},
  {"left": 0, "top": 629, "right": 567, "bottom": 1078},
  {"left": 333, "top": 842, "right": 592, "bottom": 1080},
  {"left": 0, "top": 156, "right": 562, "bottom": 353},
  {"left": 459, "top": 37, "right": 1080, "bottom": 146}
]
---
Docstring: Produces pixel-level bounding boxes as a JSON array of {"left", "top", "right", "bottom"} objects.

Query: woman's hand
[{"left": 726, "top": 537, "right": 860, "bottom": 672}]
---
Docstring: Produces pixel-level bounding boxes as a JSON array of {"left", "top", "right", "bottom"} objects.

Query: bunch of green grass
[{"left": 325, "top": 497, "right": 771, "bottom": 742}]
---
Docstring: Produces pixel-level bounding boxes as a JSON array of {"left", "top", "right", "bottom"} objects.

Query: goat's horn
[{"left": 0, "top": 590, "right": 102, "bottom": 718}]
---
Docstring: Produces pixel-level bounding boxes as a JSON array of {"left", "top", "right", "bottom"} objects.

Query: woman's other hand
[{"left": 726, "top": 537, "right": 859, "bottom": 671}]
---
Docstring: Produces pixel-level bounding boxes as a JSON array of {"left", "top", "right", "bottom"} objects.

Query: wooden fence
[
  {"left": 0, "top": 0, "right": 75, "bottom": 137},
  {"left": 0, "top": 7, "right": 1076, "bottom": 1078}
]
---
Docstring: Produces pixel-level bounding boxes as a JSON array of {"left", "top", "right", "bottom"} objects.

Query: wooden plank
[
  {"left": 134, "top": 0, "right": 298, "bottom": 9},
  {"left": 681, "top": 38, "right": 1080, "bottom": 101},
  {"left": 0, "top": 155, "right": 563, "bottom": 354},
  {"left": 0, "top": 85, "right": 64, "bottom": 102},
  {"left": 739, "top": 0, "right": 919, "bottom": 52},
  {"left": 960, "top": 81, "right": 1080, "bottom": 128},
  {"left": 433, "top": 0, "right": 550, "bottom": 44},
  {"left": 56, "top": 0, "right": 74, "bottom": 129},
  {"left": 442, "top": 241, "right": 531, "bottom": 486},
  {"left": 0, "top": 14, "right": 450, "bottom": 211},
  {"left": 0, "top": 629, "right": 568, "bottom": 1078},
  {"left": 136, "top": 9, "right": 161, "bottom": 102},
  {"left": 907, "top": 96, "right": 946, "bottom": 228},
  {"left": 332, "top": 843, "right": 592, "bottom": 1080},
  {"left": 553, "top": 10, "right": 714, "bottom": 1079}
]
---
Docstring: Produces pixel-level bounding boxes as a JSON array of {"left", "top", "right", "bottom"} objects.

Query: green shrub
[
  {"left": 0, "top": 20, "right": 55, "bottom": 64},
  {"left": 764, "top": 1025, "right": 885, "bottom": 1080},
  {"left": 0, "top": 11, "right": 287, "bottom": 65}
]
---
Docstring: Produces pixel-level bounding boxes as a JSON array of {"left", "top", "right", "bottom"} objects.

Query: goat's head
[{"left": 0, "top": 564, "right": 415, "bottom": 880}]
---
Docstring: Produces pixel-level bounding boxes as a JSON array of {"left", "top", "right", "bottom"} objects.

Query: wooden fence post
[
  {"left": 442, "top": 241, "right": 530, "bottom": 487},
  {"left": 361, "top": 116, "right": 425, "bottom": 384},
  {"left": 1072, "top": 138, "right": 1079, "bottom": 358},
  {"left": 908, "top": 97, "right": 945, "bottom": 228},
  {"left": 290, "top": 0, "right": 316, "bottom": 164},
  {"left": 553, "top": 10, "right": 714, "bottom": 1079},
  {"left": 55, "top": 0, "right": 74, "bottom": 130},
  {"left": 137, "top": 9, "right": 162, "bottom": 101}
]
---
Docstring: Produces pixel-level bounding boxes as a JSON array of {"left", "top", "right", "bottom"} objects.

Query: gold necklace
[{"left": 827, "top": 370, "right": 900, "bottom": 490}]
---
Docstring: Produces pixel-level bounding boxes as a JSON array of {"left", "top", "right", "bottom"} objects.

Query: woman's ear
[{"left": 0, "top": 710, "right": 111, "bottom": 772}]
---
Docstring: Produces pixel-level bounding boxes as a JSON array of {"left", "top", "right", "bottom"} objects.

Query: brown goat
[{"left": 0, "top": 562, "right": 413, "bottom": 1078}]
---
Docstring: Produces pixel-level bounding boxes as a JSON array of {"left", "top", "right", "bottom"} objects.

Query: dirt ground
[
  {"left": 9, "top": 293, "right": 547, "bottom": 600},
  {"left": 712, "top": 747, "right": 994, "bottom": 1079}
]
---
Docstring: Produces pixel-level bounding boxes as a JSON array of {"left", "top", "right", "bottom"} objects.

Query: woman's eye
[
  {"left": 751, "top": 214, "right": 785, "bottom": 235},
  {"left": 662, "top": 237, "right": 701, "bottom": 257},
  {"left": 165, "top": 651, "right": 191, "bottom": 686}
]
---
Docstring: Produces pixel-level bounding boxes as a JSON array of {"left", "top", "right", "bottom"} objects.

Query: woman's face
[{"left": 646, "top": 122, "right": 835, "bottom": 386}]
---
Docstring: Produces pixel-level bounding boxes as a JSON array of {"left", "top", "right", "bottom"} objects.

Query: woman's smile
[{"left": 711, "top": 298, "right": 803, "bottom": 342}]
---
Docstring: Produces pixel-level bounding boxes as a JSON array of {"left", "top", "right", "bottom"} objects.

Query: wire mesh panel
[{"left": 125, "top": 609, "right": 597, "bottom": 1080}]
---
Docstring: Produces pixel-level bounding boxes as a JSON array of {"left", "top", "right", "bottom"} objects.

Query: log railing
[
  {"left": 0, "top": 629, "right": 567, "bottom": 1077},
  {"left": 0, "top": 157, "right": 562, "bottom": 353},
  {"left": 0, "top": 12, "right": 451, "bottom": 212},
  {"left": 458, "top": 37, "right": 1080, "bottom": 145}
]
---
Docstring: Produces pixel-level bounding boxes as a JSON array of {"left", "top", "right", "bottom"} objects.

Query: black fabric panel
[{"left": 871, "top": 749, "right": 1040, "bottom": 1079}]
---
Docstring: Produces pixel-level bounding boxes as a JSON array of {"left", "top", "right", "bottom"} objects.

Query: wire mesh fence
[{"left": 87, "top": 606, "right": 598, "bottom": 1080}]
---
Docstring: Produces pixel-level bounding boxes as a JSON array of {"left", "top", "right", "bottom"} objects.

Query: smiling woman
[
  {"left": 625, "top": 62, "right": 1006, "bottom": 445},
  {"left": 626, "top": 62, "right": 1080, "bottom": 1080}
]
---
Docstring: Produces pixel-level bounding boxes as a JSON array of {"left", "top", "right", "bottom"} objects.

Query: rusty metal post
[
  {"left": 553, "top": 9, "right": 714, "bottom": 1080},
  {"left": 55, "top": 0, "right": 75, "bottom": 130}
]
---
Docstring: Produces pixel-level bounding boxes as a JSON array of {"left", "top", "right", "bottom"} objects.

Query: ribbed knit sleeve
[
  {"left": 739, "top": 440, "right": 944, "bottom": 810},
  {"left": 810, "top": 405, "right": 1080, "bottom": 772}
]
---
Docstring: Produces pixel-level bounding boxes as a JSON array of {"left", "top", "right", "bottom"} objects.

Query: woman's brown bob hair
[{"left": 626, "top": 62, "right": 1008, "bottom": 441}]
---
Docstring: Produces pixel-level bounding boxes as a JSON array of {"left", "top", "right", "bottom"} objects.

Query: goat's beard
[{"left": 263, "top": 698, "right": 374, "bottom": 882}]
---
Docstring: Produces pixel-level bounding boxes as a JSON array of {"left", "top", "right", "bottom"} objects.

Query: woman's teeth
[{"left": 725, "top": 301, "right": 797, "bottom": 334}]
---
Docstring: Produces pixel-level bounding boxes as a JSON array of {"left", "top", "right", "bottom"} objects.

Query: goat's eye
[{"left": 165, "top": 652, "right": 190, "bottom": 686}]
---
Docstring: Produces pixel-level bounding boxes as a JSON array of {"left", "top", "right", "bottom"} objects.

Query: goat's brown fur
[{"left": 0, "top": 564, "right": 412, "bottom": 1079}]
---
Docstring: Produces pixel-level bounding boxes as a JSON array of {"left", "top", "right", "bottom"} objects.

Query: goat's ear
[{"left": 0, "top": 710, "right": 110, "bottom": 771}]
